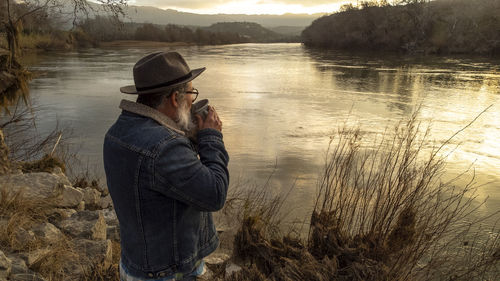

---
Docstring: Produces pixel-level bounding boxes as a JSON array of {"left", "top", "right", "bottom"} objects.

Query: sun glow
[{"left": 162, "top": 1, "right": 346, "bottom": 15}]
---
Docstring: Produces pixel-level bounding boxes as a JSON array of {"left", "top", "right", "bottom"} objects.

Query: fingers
[
  {"left": 195, "top": 114, "right": 203, "bottom": 130},
  {"left": 201, "top": 106, "right": 222, "bottom": 132}
]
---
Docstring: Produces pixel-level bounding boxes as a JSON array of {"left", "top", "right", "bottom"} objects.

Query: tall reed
[
  {"left": 227, "top": 110, "right": 499, "bottom": 280},
  {"left": 309, "top": 110, "right": 499, "bottom": 280}
]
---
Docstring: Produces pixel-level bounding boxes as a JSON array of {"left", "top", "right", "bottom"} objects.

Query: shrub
[{"left": 227, "top": 110, "right": 499, "bottom": 280}]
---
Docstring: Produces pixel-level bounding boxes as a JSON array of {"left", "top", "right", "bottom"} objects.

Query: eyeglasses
[{"left": 186, "top": 88, "right": 199, "bottom": 102}]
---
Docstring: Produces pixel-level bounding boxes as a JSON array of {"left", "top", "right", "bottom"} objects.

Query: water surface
[{"left": 25, "top": 43, "right": 500, "bottom": 221}]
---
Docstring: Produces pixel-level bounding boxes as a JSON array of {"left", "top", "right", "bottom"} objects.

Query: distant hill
[
  {"left": 203, "top": 22, "right": 282, "bottom": 42},
  {"left": 57, "top": 3, "right": 323, "bottom": 34},
  {"left": 268, "top": 26, "right": 305, "bottom": 37},
  {"left": 122, "top": 6, "right": 323, "bottom": 30}
]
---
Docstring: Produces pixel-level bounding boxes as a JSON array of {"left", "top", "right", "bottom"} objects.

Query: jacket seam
[
  {"left": 179, "top": 233, "right": 218, "bottom": 265},
  {"left": 173, "top": 200, "right": 179, "bottom": 265},
  {"left": 169, "top": 181, "right": 213, "bottom": 210},
  {"left": 198, "top": 135, "right": 223, "bottom": 142},
  {"left": 154, "top": 165, "right": 214, "bottom": 211},
  {"left": 105, "top": 133, "right": 155, "bottom": 158},
  {"left": 151, "top": 134, "right": 180, "bottom": 157},
  {"left": 134, "top": 156, "right": 149, "bottom": 268}
]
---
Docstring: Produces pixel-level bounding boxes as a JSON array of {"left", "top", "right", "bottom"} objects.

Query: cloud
[
  {"left": 131, "top": 0, "right": 348, "bottom": 10},
  {"left": 130, "top": 0, "right": 228, "bottom": 9},
  {"left": 258, "top": 0, "right": 347, "bottom": 7}
]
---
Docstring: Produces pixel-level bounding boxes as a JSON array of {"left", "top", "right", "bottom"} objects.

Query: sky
[{"left": 127, "top": 0, "right": 355, "bottom": 15}]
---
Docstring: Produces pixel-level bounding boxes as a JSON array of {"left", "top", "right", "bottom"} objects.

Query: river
[{"left": 23, "top": 43, "right": 500, "bottom": 223}]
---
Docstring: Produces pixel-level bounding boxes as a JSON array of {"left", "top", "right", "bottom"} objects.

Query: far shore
[{"left": 98, "top": 40, "right": 195, "bottom": 48}]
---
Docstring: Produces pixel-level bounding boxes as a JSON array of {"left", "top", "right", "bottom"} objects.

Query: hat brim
[{"left": 120, "top": 67, "right": 206, "bottom": 95}]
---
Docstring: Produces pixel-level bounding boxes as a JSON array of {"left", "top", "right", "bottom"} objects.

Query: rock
[
  {"left": 26, "top": 248, "right": 51, "bottom": 268},
  {"left": 32, "top": 222, "right": 63, "bottom": 245},
  {"left": 225, "top": 262, "right": 242, "bottom": 276},
  {"left": 53, "top": 238, "right": 112, "bottom": 281},
  {"left": 106, "top": 225, "right": 120, "bottom": 241},
  {"left": 48, "top": 209, "right": 76, "bottom": 227},
  {"left": 99, "top": 194, "right": 113, "bottom": 209},
  {"left": 79, "top": 188, "right": 101, "bottom": 208},
  {"left": 51, "top": 208, "right": 77, "bottom": 220},
  {"left": 93, "top": 184, "right": 108, "bottom": 196},
  {"left": 51, "top": 168, "right": 72, "bottom": 187},
  {"left": 205, "top": 253, "right": 230, "bottom": 266},
  {"left": 57, "top": 185, "right": 84, "bottom": 208},
  {"left": 51, "top": 167, "right": 63, "bottom": 175},
  {"left": 14, "top": 228, "right": 36, "bottom": 247},
  {"left": 103, "top": 210, "right": 119, "bottom": 241},
  {"left": 0, "top": 173, "right": 81, "bottom": 207},
  {"left": 73, "top": 239, "right": 113, "bottom": 268},
  {"left": 12, "top": 169, "right": 23, "bottom": 175},
  {"left": 101, "top": 187, "right": 109, "bottom": 197},
  {"left": 0, "top": 129, "right": 9, "bottom": 175},
  {"left": 10, "top": 272, "right": 48, "bottom": 281},
  {"left": 59, "top": 210, "right": 106, "bottom": 240},
  {"left": 6, "top": 254, "right": 28, "bottom": 275},
  {"left": 0, "top": 250, "right": 12, "bottom": 279},
  {"left": 102, "top": 209, "right": 118, "bottom": 226},
  {"left": 0, "top": 219, "right": 8, "bottom": 231},
  {"left": 198, "top": 266, "right": 214, "bottom": 281},
  {"left": 204, "top": 253, "right": 232, "bottom": 280},
  {"left": 76, "top": 201, "right": 85, "bottom": 211}
]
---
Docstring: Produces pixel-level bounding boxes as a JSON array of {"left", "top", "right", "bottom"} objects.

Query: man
[{"left": 103, "top": 51, "right": 229, "bottom": 281}]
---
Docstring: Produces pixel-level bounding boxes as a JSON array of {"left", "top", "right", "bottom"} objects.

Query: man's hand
[{"left": 196, "top": 105, "right": 222, "bottom": 132}]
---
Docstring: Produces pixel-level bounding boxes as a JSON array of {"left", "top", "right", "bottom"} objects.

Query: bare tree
[
  {"left": 1, "top": 0, "right": 126, "bottom": 70},
  {"left": 0, "top": 0, "right": 127, "bottom": 172}
]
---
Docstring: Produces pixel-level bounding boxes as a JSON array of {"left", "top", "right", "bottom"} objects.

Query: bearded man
[{"left": 103, "top": 51, "right": 229, "bottom": 281}]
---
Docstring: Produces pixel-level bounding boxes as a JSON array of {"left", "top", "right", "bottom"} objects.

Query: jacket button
[{"left": 148, "top": 273, "right": 153, "bottom": 278}]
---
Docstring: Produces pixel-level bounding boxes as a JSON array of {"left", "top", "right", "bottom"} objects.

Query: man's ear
[{"left": 168, "top": 91, "right": 179, "bottom": 108}]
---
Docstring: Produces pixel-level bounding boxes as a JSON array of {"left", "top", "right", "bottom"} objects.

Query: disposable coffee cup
[{"left": 191, "top": 99, "right": 209, "bottom": 121}]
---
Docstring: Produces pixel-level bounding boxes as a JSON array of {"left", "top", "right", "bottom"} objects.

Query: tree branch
[{"left": 15, "top": 0, "right": 52, "bottom": 23}]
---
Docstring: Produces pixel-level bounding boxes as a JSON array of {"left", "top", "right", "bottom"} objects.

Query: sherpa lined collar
[{"left": 119, "top": 99, "right": 185, "bottom": 135}]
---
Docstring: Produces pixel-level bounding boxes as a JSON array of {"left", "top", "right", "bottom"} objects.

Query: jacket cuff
[{"left": 197, "top": 128, "right": 223, "bottom": 141}]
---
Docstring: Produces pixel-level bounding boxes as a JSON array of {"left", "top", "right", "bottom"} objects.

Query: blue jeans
[{"left": 120, "top": 260, "right": 205, "bottom": 281}]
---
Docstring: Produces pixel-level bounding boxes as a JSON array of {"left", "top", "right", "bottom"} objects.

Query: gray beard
[{"left": 177, "top": 100, "right": 196, "bottom": 133}]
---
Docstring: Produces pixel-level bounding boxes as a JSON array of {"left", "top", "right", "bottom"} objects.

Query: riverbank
[
  {"left": 302, "top": 0, "right": 500, "bottom": 55},
  {"left": 98, "top": 40, "right": 194, "bottom": 48},
  {"left": 0, "top": 157, "right": 237, "bottom": 280},
  {"left": 1, "top": 42, "right": 499, "bottom": 280},
  {"left": 1, "top": 111, "right": 498, "bottom": 280},
  {"left": 0, "top": 163, "right": 119, "bottom": 280},
  {"left": 0, "top": 33, "right": 193, "bottom": 52}
]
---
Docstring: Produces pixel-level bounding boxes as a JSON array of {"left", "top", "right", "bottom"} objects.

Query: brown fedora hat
[{"left": 120, "top": 51, "right": 206, "bottom": 95}]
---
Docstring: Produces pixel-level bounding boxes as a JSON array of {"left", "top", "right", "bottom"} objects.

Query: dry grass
[
  {"left": 29, "top": 240, "right": 79, "bottom": 281},
  {"left": 0, "top": 34, "right": 7, "bottom": 50},
  {"left": 79, "top": 240, "right": 120, "bottom": 281},
  {"left": 0, "top": 188, "right": 53, "bottom": 250},
  {"left": 81, "top": 262, "right": 119, "bottom": 281},
  {"left": 0, "top": 186, "right": 121, "bottom": 281},
  {"left": 0, "top": 187, "right": 79, "bottom": 280},
  {"left": 226, "top": 110, "right": 499, "bottom": 280},
  {"left": 1, "top": 101, "right": 81, "bottom": 178},
  {"left": 310, "top": 110, "right": 499, "bottom": 280},
  {"left": 18, "top": 33, "right": 69, "bottom": 51},
  {"left": 18, "top": 154, "right": 66, "bottom": 173},
  {"left": 219, "top": 170, "right": 296, "bottom": 245}
]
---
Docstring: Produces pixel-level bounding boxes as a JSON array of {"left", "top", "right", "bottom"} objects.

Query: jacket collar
[{"left": 119, "top": 99, "right": 185, "bottom": 135}]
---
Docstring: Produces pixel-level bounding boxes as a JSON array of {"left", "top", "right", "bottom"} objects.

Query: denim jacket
[{"left": 103, "top": 100, "right": 229, "bottom": 279}]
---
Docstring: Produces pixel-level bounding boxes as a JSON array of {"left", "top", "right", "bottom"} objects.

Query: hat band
[{"left": 136, "top": 72, "right": 193, "bottom": 92}]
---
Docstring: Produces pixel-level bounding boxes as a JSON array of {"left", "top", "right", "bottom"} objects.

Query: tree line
[
  {"left": 77, "top": 17, "right": 252, "bottom": 46},
  {"left": 302, "top": 0, "right": 500, "bottom": 55}
]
